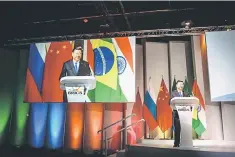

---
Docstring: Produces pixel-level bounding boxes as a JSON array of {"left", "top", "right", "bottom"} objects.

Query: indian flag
[
  {"left": 112, "top": 37, "right": 136, "bottom": 102},
  {"left": 192, "top": 80, "right": 206, "bottom": 136}
]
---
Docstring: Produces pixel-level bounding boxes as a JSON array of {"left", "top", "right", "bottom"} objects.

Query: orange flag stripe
[
  {"left": 192, "top": 80, "right": 206, "bottom": 110},
  {"left": 115, "top": 37, "right": 134, "bottom": 72}
]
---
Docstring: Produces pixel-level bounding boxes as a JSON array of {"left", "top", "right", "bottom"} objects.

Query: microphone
[{"left": 84, "top": 85, "right": 87, "bottom": 95}]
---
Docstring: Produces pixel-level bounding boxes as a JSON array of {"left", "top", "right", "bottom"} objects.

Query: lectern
[
  {"left": 170, "top": 97, "right": 199, "bottom": 147},
  {"left": 60, "top": 76, "right": 96, "bottom": 102}
]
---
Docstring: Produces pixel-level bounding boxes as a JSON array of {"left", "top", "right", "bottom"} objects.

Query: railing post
[
  {"left": 125, "top": 126, "right": 127, "bottom": 146},
  {"left": 104, "top": 130, "right": 107, "bottom": 157},
  {"left": 120, "top": 130, "right": 123, "bottom": 150}
]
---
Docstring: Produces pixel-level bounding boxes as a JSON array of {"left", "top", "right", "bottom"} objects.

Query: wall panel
[{"left": 146, "top": 42, "right": 170, "bottom": 139}]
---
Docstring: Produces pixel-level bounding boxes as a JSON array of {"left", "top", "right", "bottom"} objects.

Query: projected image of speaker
[{"left": 24, "top": 37, "right": 136, "bottom": 103}]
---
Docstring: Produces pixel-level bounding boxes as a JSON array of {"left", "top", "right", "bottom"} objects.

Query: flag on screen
[
  {"left": 143, "top": 78, "right": 158, "bottom": 131},
  {"left": 192, "top": 80, "right": 206, "bottom": 136},
  {"left": 42, "top": 41, "right": 72, "bottom": 102},
  {"left": 157, "top": 78, "right": 172, "bottom": 133},
  {"left": 113, "top": 37, "right": 135, "bottom": 102},
  {"left": 24, "top": 43, "right": 46, "bottom": 102},
  {"left": 90, "top": 38, "right": 127, "bottom": 102},
  {"left": 131, "top": 89, "right": 143, "bottom": 140}
]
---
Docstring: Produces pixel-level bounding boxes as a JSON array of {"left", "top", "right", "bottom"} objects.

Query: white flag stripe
[
  {"left": 199, "top": 108, "right": 207, "bottom": 128},
  {"left": 36, "top": 43, "right": 47, "bottom": 62},
  {"left": 128, "top": 36, "right": 136, "bottom": 73},
  {"left": 45, "top": 43, "right": 51, "bottom": 53},
  {"left": 113, "top": 38, "right": 135, "bottom": 102},
  {"left": 148, "top": 78, "right": 157, "bottom": 103}
]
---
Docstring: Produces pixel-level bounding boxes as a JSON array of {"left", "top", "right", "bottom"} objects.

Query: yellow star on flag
[
  {"left": 56, "top": 50, "right": 60, "bottom": 54},
  {"left": 63, "top": 45, "right": 67, "bottom": 49},
  {"left": 159, "top": 86, "right": 163, "bottom": 92}
]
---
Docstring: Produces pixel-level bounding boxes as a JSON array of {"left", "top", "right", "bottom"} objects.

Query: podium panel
[
  {"left": 65, "top": 86, "right": 90, "bottom": 102},
  {"left": 175, "top": 105, "right": 194, "bottom": 147},
  {"left": 170, "top": 97, "right": 199, "bottom": 148},
  {"left": 60, "top": 76, "right": 96, "bottom": 103}
]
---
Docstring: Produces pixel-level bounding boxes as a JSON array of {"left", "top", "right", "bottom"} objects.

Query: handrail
[
  {"left": 106, "top": 119, "right": 145, "bottom": 142},
  {"left": 97, "top": 113, "right": 136, "bottom": 134}
]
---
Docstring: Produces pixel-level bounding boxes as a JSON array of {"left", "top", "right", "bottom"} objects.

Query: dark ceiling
[{"left": 1, "top": 1, "right": 235, "bottom": 46}]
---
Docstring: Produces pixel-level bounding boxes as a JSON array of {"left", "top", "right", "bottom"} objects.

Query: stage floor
[
  {"left": 114, "top": 140, "right": 235, "bottom": 157},
  {"left": 140, "top": 139, "right": 235, "bottom": 149},
  {"left": 134, "top": 143, "right": 235, "bottom": 153}
]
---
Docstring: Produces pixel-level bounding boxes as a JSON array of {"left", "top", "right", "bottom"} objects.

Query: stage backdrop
[{"left": 24, "top": 37, "right": 136, "bottom": 103}]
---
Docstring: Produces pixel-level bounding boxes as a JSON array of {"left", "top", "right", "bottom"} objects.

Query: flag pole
[
  {"left": 162, "top": 75, "right": 164, "bottom": 139},
  {"left": 142, "top": 38, "right": 147, "bottom": 139}
]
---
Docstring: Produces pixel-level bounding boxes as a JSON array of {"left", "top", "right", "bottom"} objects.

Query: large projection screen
[
  {"left": 206, "top": 31, "right": 235, "bottom": 101},
  {"left": 24, "top": 37, "right": 136, "bottom": 103}
]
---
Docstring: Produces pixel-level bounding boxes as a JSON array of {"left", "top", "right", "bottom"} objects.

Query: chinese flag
[
  {"left": 131, "top": 89, "right": 143, "bottom": 140},
  {"left": 157, "top": 79, "right": 172, "bottom": 133},
  {"left": 42, "top": 41, "right": 72, "bottom": 102}
]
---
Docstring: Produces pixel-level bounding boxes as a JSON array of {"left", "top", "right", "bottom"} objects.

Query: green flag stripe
[
  {"left": 88, "top": 78, "right": 127, "bottom": 102},
  {"left": 102, "top": 38, "right": 113, "bottom": 44}
]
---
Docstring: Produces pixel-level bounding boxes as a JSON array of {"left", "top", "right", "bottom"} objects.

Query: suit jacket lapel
[{"left": 69, "top": 60, "right": 76, "bottom": 76}]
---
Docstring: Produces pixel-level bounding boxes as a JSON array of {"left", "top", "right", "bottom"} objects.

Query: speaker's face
[
  {"left": 72, "top": 50, "right": 82, "bottom": 62},
  {"left": 176, "top": 82, "right": 184, "bottom": 91}
]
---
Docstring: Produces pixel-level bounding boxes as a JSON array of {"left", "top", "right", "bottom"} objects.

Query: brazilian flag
[{"left": 89, "top": 38, "right": 127, "bottom": 102}]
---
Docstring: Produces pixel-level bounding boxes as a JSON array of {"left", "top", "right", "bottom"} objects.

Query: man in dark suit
[
  {"left": 59, "top": 46, "right": 91, "bottom": 102},
  {"left": 171, "top": 80, "right": 190, "bottom": 147}
]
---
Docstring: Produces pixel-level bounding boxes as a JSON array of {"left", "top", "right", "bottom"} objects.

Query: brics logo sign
[{"left": 68, "top": 87, "right": 83, "bottom": 95}]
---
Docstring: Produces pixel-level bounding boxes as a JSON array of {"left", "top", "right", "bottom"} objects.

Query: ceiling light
[{"left": 181, "top": 20, "right": 193, "bottom": 29}]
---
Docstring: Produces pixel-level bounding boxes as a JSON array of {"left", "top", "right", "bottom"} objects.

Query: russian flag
[
  {"left": 143, "top": 78, "right": 158, "bottom": 131},
  {"left": 24, "top": 43, "right": 47, "bottom": 102}
]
